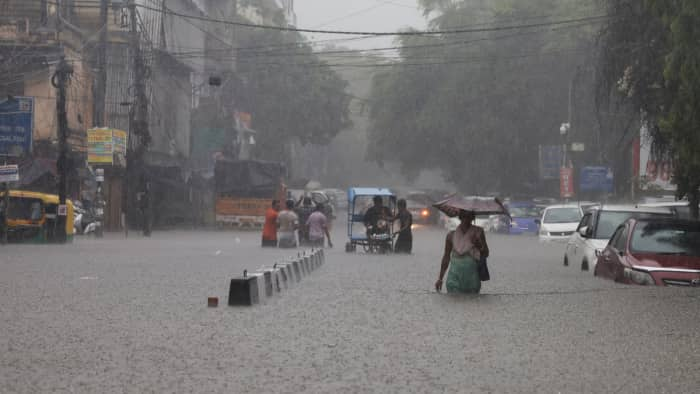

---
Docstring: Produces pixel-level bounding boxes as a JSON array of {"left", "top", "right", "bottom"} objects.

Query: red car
[{"left": 594, "top": 218, "right": 700, "bottom": 286}]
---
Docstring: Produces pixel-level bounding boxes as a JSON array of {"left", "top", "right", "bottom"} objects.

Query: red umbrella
[{"left": 433, "top": 195, "right": 509, "bottom": 217}]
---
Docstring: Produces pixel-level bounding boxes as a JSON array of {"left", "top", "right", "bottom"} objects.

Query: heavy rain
[{"left": 1, "top": 0, "right": 699, "bottom": 393}]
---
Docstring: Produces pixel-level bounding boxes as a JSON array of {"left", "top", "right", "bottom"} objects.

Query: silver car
[{"left": 564, "top": 205, "right": 674, "bottom": 272}]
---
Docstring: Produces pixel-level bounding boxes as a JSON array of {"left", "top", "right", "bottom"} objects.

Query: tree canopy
[
  {"left": 598, "top": 0, "right": 700, "bottom": 218},
  {"left": 235, "top": 29, "right": 352, "bottom": 162},
  {"left": 368, "top": 0, "right": 600, "bottom": 195}
]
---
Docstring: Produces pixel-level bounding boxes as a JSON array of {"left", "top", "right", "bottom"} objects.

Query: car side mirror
[
  {"left": 534, "top": 219, "right": 541, "bottom": 225},
  {"left": 595, "top": 249, "right": 602, "bottom": 258}
]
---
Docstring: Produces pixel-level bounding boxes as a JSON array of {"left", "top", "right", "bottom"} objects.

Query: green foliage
[
  {"left": 599, "top": 0, "right": 700, "bottom": 217},
  {"left": 368, "top": 0, "right": 599, "bottom": 194},
  {"left": 235, "top": 30, "right": 352, "bottom": 162}
]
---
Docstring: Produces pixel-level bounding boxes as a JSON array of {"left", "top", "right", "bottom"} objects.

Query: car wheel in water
[{"left": 581, "top": 259, "right": 589, "bottom": 271}]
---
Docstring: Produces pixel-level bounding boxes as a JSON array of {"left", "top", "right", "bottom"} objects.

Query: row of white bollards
[{"left": 218, "top": 249, "right": 326, "bottom": 307}]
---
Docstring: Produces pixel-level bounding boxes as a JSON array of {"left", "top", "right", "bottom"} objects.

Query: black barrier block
[{"left": 228, "top": 275, "right": 259, "bottom": 306}]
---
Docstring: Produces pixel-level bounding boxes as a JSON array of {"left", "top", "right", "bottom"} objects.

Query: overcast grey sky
[{"left": 294, "top": 0, "right": 427, "bottom": 51}]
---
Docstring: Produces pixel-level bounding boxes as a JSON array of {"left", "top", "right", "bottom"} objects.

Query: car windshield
[
  {"left": 595, "top": 211, "right": 672, "bottom": 239},
  {"left": 543, "top": 208, "right": 581, "bottom": 223},
  {"left": 509, "top": 206, "right": 540, "bottom": 218},
  {"left": 631, "top": 221, "right": 700, "bottom": 256}
]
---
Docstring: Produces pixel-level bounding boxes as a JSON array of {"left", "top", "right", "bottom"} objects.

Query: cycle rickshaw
[{"left": 345, "top": 187, "right": 396, "bottom": 253}]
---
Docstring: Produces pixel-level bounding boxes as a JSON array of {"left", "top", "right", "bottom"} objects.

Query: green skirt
[{"left": 446, "top": 252, "right": 481, "bottom": 294}]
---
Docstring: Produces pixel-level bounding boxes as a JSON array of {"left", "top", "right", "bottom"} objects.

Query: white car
[
  {"left": 537, "top": 205, "right": 583, "bottom": 242},
  {"left": 564, "top": 205, "right": 675, "bottom": 272}
]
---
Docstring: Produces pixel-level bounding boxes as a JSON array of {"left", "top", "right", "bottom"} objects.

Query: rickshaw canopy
[{"left": 347, "top": 187, "right": 394, "bottom": 202}]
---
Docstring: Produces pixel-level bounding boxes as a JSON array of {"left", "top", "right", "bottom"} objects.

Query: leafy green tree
[
  {"left": 599, "top": 0, "right": 700, "bottom": 218},
  {"left": 234, "top": 29, "right": 352, "bottom": 163},
  {"left": 368, "top": 0, "right": 600, "bottom": 195}
]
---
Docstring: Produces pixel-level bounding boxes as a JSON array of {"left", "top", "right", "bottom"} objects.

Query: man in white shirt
[{"left": 277, "top": 200, "right": 299, "bottom": 248}]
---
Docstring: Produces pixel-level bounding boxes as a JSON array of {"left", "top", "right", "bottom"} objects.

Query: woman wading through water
[{"left": 435, "top": 210, "right": 489, "bottom": 294}]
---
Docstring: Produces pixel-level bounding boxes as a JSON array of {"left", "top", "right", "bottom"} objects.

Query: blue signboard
[
  {"left": 0, "top": 96, "right": 34, "bottom": 156},
  {"left": 580, "top": 166, "right": 614, "bottom": 193},
  {"left": 539, "top": 145, "right": 563, "bottom": 180}
]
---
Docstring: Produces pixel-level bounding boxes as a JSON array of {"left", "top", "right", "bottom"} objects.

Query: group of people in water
[
  {"left": 261, "top": 197, "right": 333, "bottom": 249},
  {"left": 262, "top": 194, "right": 490, "bottom": 294}
]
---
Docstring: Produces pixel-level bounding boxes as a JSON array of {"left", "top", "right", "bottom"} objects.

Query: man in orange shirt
[{"left": 262, "top": 200, "right": 280, "bottom": 247}]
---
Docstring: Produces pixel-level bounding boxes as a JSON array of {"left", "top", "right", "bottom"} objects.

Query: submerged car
[
  {"left": 506, "top": 202, "right": 541, "bottom": 235},
  {"left": 594, "top": 218, "right": 700, "bottom": 286},
  {"left": 564, "top": 205, "right": 675, "bottom": 272},
  {"left": 537, "top": 205, "right": 583, "bottom": 242}
]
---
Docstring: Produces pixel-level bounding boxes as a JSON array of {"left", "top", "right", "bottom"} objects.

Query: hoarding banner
[
  {"left": 0, "top": 97, "right": 33, "bottom": 157},
  {"left": 87, "top": 128, "right": 128, "bottom": 165},
  {"left": 580, "top": 166, "right": 614, "bottom": 193},
  {"left": 560, "top": 167, "right": 574, "bottom": 198},
  {"left": 637, "top": 126, "right": 675, "bottom": 191},
  {"left": 113, "top": 129, "right": 127, "bottom": 155},
  {"left": 539, "top": 145, "right": 563, "bottom": 180},
  {"left": 0, "top": 164, "right": 19, "bottom": 182}
]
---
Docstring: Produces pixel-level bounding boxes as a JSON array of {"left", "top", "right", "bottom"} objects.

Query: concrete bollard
[
  {"left": 278, "top": 262, "right": 296, "bottom": 284},
  {"left": 301, "top": 256, "right": 313, "bottom": 274},
  {"left": 312, "top": 250, "right": 320, "bottom": 268},
  {"left": 290, "top": 259, "right": 302, "bottom": 281},
  {"left": 228, "top": 270, "right": 260, "bottom": 306},
  {"left": 298, "top": 257, "right": 308, "bottom": 276},
  {"left": 274, "top": 263, "right": 289, "bottom": 290},
  {"left": 256, "top": 269, "right": 274, "bottom": 297}
]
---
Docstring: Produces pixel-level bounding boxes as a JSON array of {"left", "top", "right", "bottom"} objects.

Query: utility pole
[
  {"left": 94, "top": 0, "right": 108, "bottom": 127},
  {"left": 52, "top": 57, "right": 73, "bottom": 243},
  {"left": 2, "top": 158, "right": 8, "bottom": 245},
  {"left": 127, "top": 0, "right": 151, "bottom": 236}
]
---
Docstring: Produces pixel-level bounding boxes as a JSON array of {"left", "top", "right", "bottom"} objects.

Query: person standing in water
[
  {"left": 435, "top": 209, "right": 489, "bottom": 293},
  {"left": 277, "top": 199, "right": 299, "bottom": 248},
  {"left": 393, "top": 199, "right": 413, "bottom": 253},
  {"left": 306, "top": 203, "right": 333, "bottom": 248},
  {"left": 261, "top": 200, "right": 280, "bottom": 247}
]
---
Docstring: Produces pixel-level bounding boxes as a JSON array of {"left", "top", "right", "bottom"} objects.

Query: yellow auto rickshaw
[{"left": 0, "top": 190, "right": 74, "bottom": 243}]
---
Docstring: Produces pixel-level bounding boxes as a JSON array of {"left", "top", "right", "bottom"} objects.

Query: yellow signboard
[{"left": 87, "top": 128, "right": 128, "bottom": 165}]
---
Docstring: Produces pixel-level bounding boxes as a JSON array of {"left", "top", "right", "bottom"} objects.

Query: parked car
[
  {"left": 564, "top": 205, "right": 675, "bottom": 272},
  {"left": 639, "top": 200, "right": 695, "bottom": 220},
  {"left": 487, "top": 214, "right": 511, "bottom": 233},
  {"left": 506, "top": 201, "right": 541, "bottom": 235},
  {"left": 594, "top": 218, "right": 700, "bottom": 286},
  {"left": 537, "top": 205, "right": 583, "bottom": 243}
]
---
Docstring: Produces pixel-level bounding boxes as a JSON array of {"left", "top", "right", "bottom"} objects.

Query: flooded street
[{"left": 2, "top": 224, "right": 699, "bottom": 393}]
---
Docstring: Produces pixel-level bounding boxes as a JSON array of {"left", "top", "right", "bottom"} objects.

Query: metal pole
[
  {"left": 53, "top": 57, "right": 73, "bottom": 243},
  {"left": 1, "top": 156, "right": 7, "bottom": 244},
  {"left": 94, "top": 0, "right": 108, "bottom": 127},
  {"left": 2, "top": 182, "right": 7, "bottom": 245}
]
